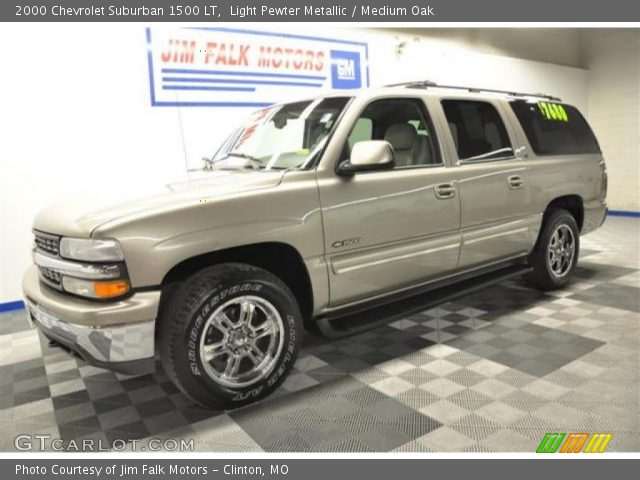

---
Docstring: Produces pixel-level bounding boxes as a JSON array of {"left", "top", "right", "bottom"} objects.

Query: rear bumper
[
  {"left": 582, "top": 199, "right": 607, "bottom": 235},
  {"left": 22, "top": 265, "right": 159, "bottom": 375}
]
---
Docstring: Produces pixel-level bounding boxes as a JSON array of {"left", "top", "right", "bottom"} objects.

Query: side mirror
[{"left": 337, "top": 140, "right": 395, "bottom": 176}]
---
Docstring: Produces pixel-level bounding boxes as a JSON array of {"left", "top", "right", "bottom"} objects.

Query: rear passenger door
[{"left": 439, "top": 98, "right": 540, "bottom": 270}]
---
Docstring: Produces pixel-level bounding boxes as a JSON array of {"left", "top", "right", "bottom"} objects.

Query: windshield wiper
[
  {"left": 218, "top": 152, "right": 263, "bottom": 166},
  {"left": 222, "top": 152, "right": 263, "bottom": 163},
  {"left": 203, "top": 152, "right": 264, "bottom": 170}
]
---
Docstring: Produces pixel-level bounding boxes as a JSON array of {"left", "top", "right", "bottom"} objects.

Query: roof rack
[{"left": 384, "top": 80, "right": 562, "bottom": 102}]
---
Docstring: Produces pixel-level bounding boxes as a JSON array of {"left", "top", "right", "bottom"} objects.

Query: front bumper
[{"left": 22, "top": 265, "right": 160, "bottom": 375}]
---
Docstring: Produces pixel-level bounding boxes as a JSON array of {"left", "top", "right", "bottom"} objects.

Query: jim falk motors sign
[{"left": 146, "top": 27, "right": 370, "bottom": 107}]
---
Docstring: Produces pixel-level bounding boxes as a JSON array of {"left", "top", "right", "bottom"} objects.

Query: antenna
[{"left": 174, "top": 91, "right": 190, "bottom": 173}]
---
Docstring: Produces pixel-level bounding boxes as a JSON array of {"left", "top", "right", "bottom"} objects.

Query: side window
[
  {"left": 348, "top": 118, "right": 373, "bottom": 146},
  {"left": 343, "top": 98, "right": 441, "bottom": 168},
  {"left": 442, "top": 100, "right": 514, "bottom": 162},
  {"left": 408, "top": 119, "right": 429, "bottom": 135},
  {"left": 510, "top": 100, "right": 600, "bottom": 155}
]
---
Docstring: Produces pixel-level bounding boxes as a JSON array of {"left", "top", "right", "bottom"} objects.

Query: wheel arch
[
  {"left": 160, "top": 242, "right": 314, "bottom": 326},
  {"left": 544, "top": 194, "right": 584, "bottom": 231}
]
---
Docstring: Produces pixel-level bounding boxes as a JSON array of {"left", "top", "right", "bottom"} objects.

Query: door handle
[
  {"left": 507, "top": 175, "right": 524, "bottom": 190},
  {"left": 435, "top": 183, "right": 456, "bottom": 199}
]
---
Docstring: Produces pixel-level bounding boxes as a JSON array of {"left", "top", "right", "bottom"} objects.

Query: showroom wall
[
  {"left": 0, "top": 25, "right": 597, "bottom": 303},
  {"left": 582, "top": 29, "right": 640, "bottom": 213},
  {"left": 384, "top": 28, "right": 585, "bottom": 68}
]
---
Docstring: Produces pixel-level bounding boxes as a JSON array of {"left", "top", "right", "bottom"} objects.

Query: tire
[
  {"left": 524, "top": 209, "right": 580, "bottom": 291},
  {"left": 158, "top": 263, "right": 303, "bottom": 409}
]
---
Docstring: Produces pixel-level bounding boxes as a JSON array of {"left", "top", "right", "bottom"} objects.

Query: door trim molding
[{"left": 321, "top": 253, "right": 529, "bottom": 314}]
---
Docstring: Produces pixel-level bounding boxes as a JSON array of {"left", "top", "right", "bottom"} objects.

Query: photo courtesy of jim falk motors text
[{"left": 15, "top": 463, "right": 272, "bottom": 476}]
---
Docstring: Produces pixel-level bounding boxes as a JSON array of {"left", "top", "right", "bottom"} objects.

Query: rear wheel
[
  {"left": 524, "top": 209, "right": 580, "bottom": 291},
  {"left": 158, "top": 263, "right": 303, "bottom": 409}
]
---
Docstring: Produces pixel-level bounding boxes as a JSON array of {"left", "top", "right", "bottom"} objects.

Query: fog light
[{"left": 62, "top": 277, "right": 130, "bottom": 299}]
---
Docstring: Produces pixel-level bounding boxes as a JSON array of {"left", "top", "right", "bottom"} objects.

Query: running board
[{"left": 315, "top": 264, "right": 532, "bottom": 339}]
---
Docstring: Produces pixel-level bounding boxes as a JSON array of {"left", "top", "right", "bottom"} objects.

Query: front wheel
[
  {"left": 158, "top": 263, "right": 303, "bottom": 409},
  {"left": 524, "top": 209, "right": 580, "bottom": 291}
]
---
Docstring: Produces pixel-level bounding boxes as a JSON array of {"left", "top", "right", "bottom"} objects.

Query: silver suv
[{"left": 23, "top": 81, "right": 607, "bottom": 408}]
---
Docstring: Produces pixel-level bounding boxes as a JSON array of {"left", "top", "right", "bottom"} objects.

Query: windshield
[{"left": 211, "top": 97, "right": 350, "bottom": 171}]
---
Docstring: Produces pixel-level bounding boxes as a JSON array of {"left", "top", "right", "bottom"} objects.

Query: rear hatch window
[{"left": 510, "top": 100, "right": 600, "bottom": 155}]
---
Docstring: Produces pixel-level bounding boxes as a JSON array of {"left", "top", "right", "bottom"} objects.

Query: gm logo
[
  {"left": 330, "top": 50, "right": 361, "bottom": 89},
  {"left": 536, "top": 432, "right": 613, "bottom": 453}
]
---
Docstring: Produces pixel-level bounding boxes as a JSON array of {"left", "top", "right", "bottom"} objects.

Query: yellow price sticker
[{"left": 538, "top": 102, "right": 569, "bottom": 122}]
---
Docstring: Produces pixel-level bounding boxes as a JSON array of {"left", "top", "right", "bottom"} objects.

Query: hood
[{"left": 33, "top": 169, "right": 286, "bottom": 237}]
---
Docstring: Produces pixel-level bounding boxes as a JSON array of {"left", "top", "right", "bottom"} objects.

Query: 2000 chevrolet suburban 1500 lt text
[{"left": 23, "top": 81, "right": 607, "bottom": 408}]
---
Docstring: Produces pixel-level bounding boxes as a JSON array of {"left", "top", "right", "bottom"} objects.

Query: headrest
[{"left": 384, "top": 123, "right": 417, "bottom": 151}]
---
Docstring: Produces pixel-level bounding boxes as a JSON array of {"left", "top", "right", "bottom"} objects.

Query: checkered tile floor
[{"left": 1, "top": 217, "right": 638, "bottom": 452}]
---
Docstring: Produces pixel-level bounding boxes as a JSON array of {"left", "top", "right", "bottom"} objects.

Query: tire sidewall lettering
[{"left": 266, "top": 315, "right": 296, "bottom": 388}]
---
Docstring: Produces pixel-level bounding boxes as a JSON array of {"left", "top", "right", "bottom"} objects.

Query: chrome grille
[
  {"left": 34, "top": 231, "right": 60, "bottom": 256},
  {"left": 39, "top": 266, "right": 62, "bottom": 288}
]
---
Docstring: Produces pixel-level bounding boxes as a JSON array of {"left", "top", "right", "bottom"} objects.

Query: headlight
[
  {"left": 59, "top": 238, "right": 124, "bottom": 262},
  {"left": 62, "top": 277, "right": 130, "bottom": 299}
]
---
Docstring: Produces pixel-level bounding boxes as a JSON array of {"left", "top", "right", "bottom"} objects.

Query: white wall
[
  {"left": 582, "top": 29, "right": 640, "bottom": 213},
  {"left": 0, "top": 24, "right": 590, "bottom": 303},
  {"left": 365, "top": 31, "right": 588, "bottom": 107},
  {"left": 385, "top": 28, "right": 585, "bottom": 68}
]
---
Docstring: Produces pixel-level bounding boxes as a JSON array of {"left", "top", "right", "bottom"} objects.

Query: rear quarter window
[{"left": 510, "top": 100, "right": 601, "bottom": 155}]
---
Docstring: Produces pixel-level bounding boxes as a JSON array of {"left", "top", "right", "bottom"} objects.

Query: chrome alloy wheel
[
  {"left": 547, "top": 224, "right": 575, "bottom": 278},
  {"left": 199, "top": 296, "right": 284, "bottom": 388}
]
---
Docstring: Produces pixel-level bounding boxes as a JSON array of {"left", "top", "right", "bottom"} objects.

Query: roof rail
[
  {"left": 384, "top": 80, "right": 562, "bottom": 102},
  {"left": 385, "top": 80, "right": 438, "bottom": 88}
]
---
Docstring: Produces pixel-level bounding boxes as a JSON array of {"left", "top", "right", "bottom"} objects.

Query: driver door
[{"left": 317, "top": 97, "right": 461, "bottom": 307}]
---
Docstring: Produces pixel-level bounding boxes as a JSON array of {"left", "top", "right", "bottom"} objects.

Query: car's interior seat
[
  {"left": 449, "top": 121, "right": 492, "bottom": 159},
  {"left": 384, "top": 123, "right": 432, "bottom": 167}
]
